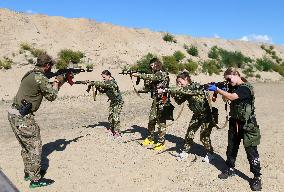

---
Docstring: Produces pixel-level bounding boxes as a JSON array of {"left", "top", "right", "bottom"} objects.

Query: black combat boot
[
  {"left": 30, "top": 178, "right": 54, "bottom": 188},
  {"left": 218, "top": 168, "right": 236, "bottom": 179},
  {"left": 250, "top": 176, "right": 262, "bottom": 191}
]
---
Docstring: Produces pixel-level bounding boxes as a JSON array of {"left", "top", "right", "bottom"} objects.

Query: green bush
[
  {"left": 255, "top": 74, "right": 261, "bottom": 79},
  {"left": 162, "top": 55, "right": 179, "bottom": 74},
  {"left": 202, "top": 60, "right": 221, "bottom": 75},
  {"left": 243, "top": 67, "right": 254, "bottom": 78},
  {"left": 208, "top": 46, "right": 219, "bottom": 60},
  {"left": 269, "top": 45, "right": 274, "bottom": 50},
  {"left": 163, "top": 33, "right": 177, "bottom": 43},
  {"left": 56, "top": 59, "right": 69, "bottom": 70},
  {"left": 271, "top": 50, "right": 276, "bottom": 56},
  {"left": 173, "top": 51, "right": 186, "bottom": 62},
  {"left": 0, "top": 57, "right": 13, "bottom": 69},
  {"left": 58, "top": 49, "right": 85, "bottom": 64},
  {"left": 183, "top": 60, "right": 198, "bottom": 74},
  {"left": 276, "top": 58, "right": 282, "bottom": 64},
  {"left": 86, "top": 63, "right": 94, "bottom": 71},
  {"left": 20, "top": 43, "right": 45, "bottom": 58},
  {"left": 272, "top": 64, "right": 284, "bottom": 77},
  {"left": 130, "top": 53, "right": 156, "bottom": 73},
  {"left": 186, "top": 45, "right": 199, "bottom": 56},
  {"left": 266, "top": 49, "right": 272, "bottom": 54},
  {"left": 219, "top": 50, "right": 251, "bottom": 68},
  {"left": 255, "top": 56, "right": 274, "bottom": 71},
  {"left": 260, "top": 44, "right": 265, "bottom": 50},
  {"left": 30, "top": 48, "right": 45, "bottom": 57},
  {"left": 20, "top": 42, "right": 32, "bottom": 51}
]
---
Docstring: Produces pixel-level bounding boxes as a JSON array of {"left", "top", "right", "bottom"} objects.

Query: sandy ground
[
  {"left": 0, "top": 68, "right": 284, "bottom": 192},
  {"left": 0, "top": 7, "right": 284, "bottom": 192}
]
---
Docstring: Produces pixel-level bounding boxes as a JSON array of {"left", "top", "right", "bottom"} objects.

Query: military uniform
[
  {"left": 138, "top": 70, "right": 170, "bottom": 144},
  {"left": 8, "top": 67, "right": 58, "bottom": 181},
  {"left": 170, "top": 82, "right": 216, "bottom": 153},
  {"left": 226, "top": 82, "right": 261, "bottom": 177},
  {"left": 90, "top": 79, "right": 123, "bottom": 133}
]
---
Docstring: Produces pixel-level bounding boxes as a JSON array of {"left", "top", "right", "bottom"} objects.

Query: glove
[{"left": 208, "top": 84, "right": 217, "bottom": 91}]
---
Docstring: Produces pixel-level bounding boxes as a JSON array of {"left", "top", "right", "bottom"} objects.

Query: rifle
[
  {"left": 202, "top": 81, "right": 228, "bottom": 101},
  {"left": 119, "top": 69, "right": 146, "bottom": 85},
  {"left": 74, "top": 80, "right": 97, "bottom": 101},
  {"left": 202, "top": 81, "right": 228, "bottom": 91},
  {"left": 45, "top": 68, "right": 93, "bottom": 85}
]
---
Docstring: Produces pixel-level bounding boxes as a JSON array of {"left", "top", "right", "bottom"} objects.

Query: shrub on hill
[
  {"left": 162, "top": 55, "right": 179, "bottom": 74},
  {"left": 255, "top": 56, "right": 274, "bottom": 71},
  {"left": 130, "top": 53, "right": 156, "bottom": 73},
  {"left": 58, "top": 49, "right": 85, "bottom": 64},
  {"left": 20, "top": 43, "right": 45, "bottom": 58},
  {"left": 0, "top": 57, "right": 13, "bottom": 69},
  {"left": 163, "top": 33, "right": 177, "bottom": 43},
  {"left": 202, "top": 60, "right": 221, "bottom": 75},
  {"left": 183, "top": 60, "right": 198, "bottom": 74},
  {"left": 186, "top": 45, "right": 199, "bottom": 57},
  {"left": 173, "top": 51, "right": 186, "bottom": 62},
  {"left": 208, "top": 46, "right": 219, "bottom": 60}
]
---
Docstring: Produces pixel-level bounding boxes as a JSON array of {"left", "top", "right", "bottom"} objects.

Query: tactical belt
[{"left": 11, "top": 103, "right": 33, "bottom": 116}]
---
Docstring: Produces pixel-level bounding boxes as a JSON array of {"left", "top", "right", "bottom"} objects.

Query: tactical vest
[
  {"left": 13, "top": 70, "right": 44, "bottom": 112},
  {"left": 105, "top": 79, "right": 122, "bottom": 103},
  {"left": 229, "top": 83, "right": 255, "bottom": 121},
  {"left": 153, "top": 71, "right": 170, "bottom": 98},
  {"left": 186, "top": 82, "right": 209, "bottom": 114}
]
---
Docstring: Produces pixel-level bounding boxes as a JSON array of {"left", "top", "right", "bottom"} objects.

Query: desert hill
[{"left": 1, "top": 8, "right": 284, "bottom": 68}]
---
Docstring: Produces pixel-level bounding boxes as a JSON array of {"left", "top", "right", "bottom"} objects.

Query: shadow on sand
[
  {"left": 83, "top": 121, "right": 110, "bottom": 129},
  {"left": 41, "top": 135, "right": 84, "bottom": 175},
  {"left": 122, "top": 124, "right": 250, "bottom": 182}
]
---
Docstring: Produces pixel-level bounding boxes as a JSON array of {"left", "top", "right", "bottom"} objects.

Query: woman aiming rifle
[{"left": 207, "top": 67, "right": 262, "bottom": 191}]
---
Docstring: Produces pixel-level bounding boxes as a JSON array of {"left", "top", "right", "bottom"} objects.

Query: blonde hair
[{"left": 224, "top": 67, "right": 247, "bottom": 82}]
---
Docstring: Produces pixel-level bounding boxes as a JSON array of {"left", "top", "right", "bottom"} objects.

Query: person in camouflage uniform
[
  {"left": 167, "top": 71, "right": 217, "bottom": 162},
  {"left": 7, "top": 53, "right": 65, "bottom": 188},
  {"left": 207, "top": 67, "right": 262, "bottom": 191},
  {"left": 88, "top": 70, "right": 123, "bottom": 137},
  {"left": 132, "top": 58, "right": 170, "bottom": 151}
]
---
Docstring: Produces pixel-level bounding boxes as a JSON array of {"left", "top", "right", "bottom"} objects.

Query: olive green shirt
[
  {"left": 170, "top": 82, "right": 209, "bottom": 114},
  {"left": 13, "top": 67, "right": 58, "bottom": 112},
  {"left": 90, "top": 79, "right": 123, "bottom": 103}
]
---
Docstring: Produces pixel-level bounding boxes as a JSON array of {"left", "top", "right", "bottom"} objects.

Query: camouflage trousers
[
  {"left": 108, "top": 101, "right": 123, "bottom": 132},
  {"left": 8, "top": 110, "right": 42, "bottom": 181},
  {"left": 183, "top": 112, "right": 214, "bottom": 153},
  {"left": 148, "top": 99, "right": 166, "bottom": 143}
]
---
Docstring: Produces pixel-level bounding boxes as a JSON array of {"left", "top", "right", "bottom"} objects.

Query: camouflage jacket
[
  {"left": 138, "top": 70, "right": 169, "bottom": 99},
  {"left": 90, "top": 79, "right": 123, "bottom": 103},
  {"left": 170, "top": 82, "right": 210, "bottom": 114},
  {"left": 13, "top": 67, "right": 58, "bottom": 112}
]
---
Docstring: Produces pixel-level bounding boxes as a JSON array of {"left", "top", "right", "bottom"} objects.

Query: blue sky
[{"left": 1, "top": 0, "right": 283, "bottom": 44}]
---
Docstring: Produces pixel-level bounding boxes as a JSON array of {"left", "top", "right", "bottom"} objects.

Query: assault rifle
[
  {"left": 45, "top": 68, "right": 93, "bottom": 85},
  {"left": 202, "top": 81, "right": 228, "bottom": 102},
  {"left": 119, "top": 69, "right": 146, "bottom": 85},
  {"left": 74, "top": 80, "right": 98, "bottom": 101},
  {"left": 74, "top": 80, "right": 95, "bottom": 92},
  {"left": 203, "top": 81, "right": 228, "bottom": 91}
]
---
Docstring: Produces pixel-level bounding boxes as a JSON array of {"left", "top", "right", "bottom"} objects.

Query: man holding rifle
[{"left": 7, "top": 53, "right": 65, "bottom": 188}]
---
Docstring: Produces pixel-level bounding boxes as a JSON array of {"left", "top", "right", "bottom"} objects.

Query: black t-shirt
[{"left": 234, "top": 85, "right": 252, "bottom": 104}]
